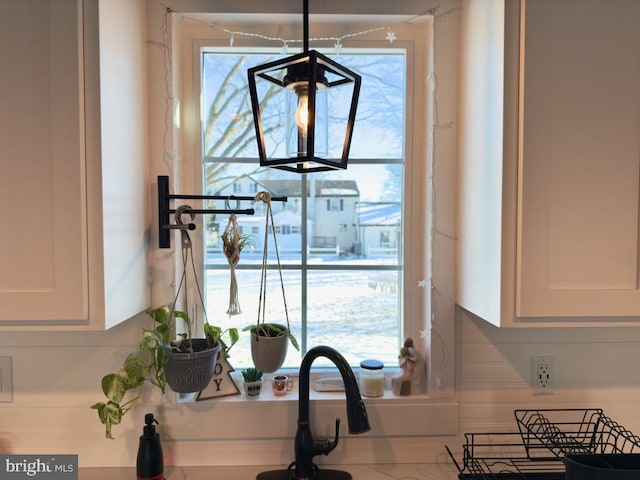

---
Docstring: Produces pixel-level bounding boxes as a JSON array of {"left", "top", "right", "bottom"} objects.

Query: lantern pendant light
[{"left": 247, "top": 0, "right": 361, "bottom": 173}]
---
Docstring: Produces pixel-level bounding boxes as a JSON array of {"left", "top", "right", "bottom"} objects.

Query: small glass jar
[{"left": 359, "top": 359, "right": 385, "bottom": 397}]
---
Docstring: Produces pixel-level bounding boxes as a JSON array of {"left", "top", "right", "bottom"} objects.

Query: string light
[
  {"left": 168, "top": 9, "right": 397, "bottom": 53},
  {"left": 158, "top": 4, "right": 455, "bottom": 388},
  {"left": 163, "top": 5, "right": 450, "bottom": 388},
  {"left": 423, "top": 7, "right": 463, "bottom": 391}
]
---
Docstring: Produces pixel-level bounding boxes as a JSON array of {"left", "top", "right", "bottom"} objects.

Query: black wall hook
[{"left": 157, "top": 175, "right": 287, "bottom": 248}]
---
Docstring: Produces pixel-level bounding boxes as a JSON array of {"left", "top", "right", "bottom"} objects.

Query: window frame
[
  {"left": 167, "top": 11, "right": 457, "bottom": 452},
  {"left": 197, "top": 44, "right": 408, "bottom": 368}
]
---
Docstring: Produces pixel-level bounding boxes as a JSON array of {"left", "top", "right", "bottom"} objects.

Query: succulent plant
[{"left": 242, "top": 367, "right": 264, "bottom": 382}]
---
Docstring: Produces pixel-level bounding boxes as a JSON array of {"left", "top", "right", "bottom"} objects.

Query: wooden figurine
[{"left": 391, "top": 338, "right": 424, "bottom": 395}]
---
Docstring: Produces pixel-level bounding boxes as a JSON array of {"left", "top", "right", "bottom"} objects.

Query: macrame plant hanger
[
  {"left": 222, "top": 213, "right": 246, "bottom": 315},
  {"left": 170, "top": 205, "right": 210, "bottom": 344},
  {"left": 255, "top": 191, "right": 292, "bottom": 340},
  {"left": 157, "top": 175, "right": 289, "bottom": 332}
]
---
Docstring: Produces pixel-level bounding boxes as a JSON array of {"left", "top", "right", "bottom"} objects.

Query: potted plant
[
  {"left": 163, "top": 307, "right": 239, "bottom": 394},
  {"left": 151, "top": 204, "right": 240, "bottom": 393},
  {"left": 244, "top": 322, "right": 299, "bottom": 373},
  {"left": 91, "top": 306, "right": 238, "bottom": 438},
  {"left": 246, "top": 192, "right": 300, "bottom": 373},
  {"left": 241, "top": 367, "right": 264, "bottom": 397}
]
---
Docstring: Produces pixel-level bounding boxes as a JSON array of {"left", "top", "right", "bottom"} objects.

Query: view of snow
[{"left": 206, "top": 252, "right": 402, "bottom": 369}]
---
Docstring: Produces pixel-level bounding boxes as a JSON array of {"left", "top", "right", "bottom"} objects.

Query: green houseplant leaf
[
  {"left": 241, "top": 367, "right": 263, "bottom": 382},
  {"left": 90, "top": 400, "right": 122, "bottom": 440}
]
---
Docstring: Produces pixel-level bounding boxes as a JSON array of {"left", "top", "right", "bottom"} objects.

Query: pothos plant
[{"left": 91, "top": 305, "right": 239, "bottom": 438}]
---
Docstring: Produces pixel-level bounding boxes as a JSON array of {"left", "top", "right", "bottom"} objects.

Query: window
[
  {"left": 198, "top": 46, "right": 410, "bottom": 370},
  {"left": 327, "top": 199, "right": 344, "bottom": 212},
  {"left": 177, "top": 16, "right": 439, "bottom": 380},
  {"left": 141, "top": 3, "right": 464, "bottom": 462},
  {"left": 164, "top": 9, "right": 457, "bottom": 450},
  {"left": 380, "top": 231, "right": 391, "bottom": 247}
]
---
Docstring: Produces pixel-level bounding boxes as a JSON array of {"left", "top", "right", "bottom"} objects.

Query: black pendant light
[{"left": 247, "top": 0, "right": 361, "bottom": 173}]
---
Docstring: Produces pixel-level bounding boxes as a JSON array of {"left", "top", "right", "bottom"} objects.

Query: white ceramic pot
[
  {"left": 243, "top": 380, "right": 263, "bottom": 397},
  {"left": 250, "top": 324, "right": 288, "bottom": 373}
]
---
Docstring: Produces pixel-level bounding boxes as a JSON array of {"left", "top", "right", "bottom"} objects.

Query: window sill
[
  {"left": 174, "top": 370, "right": 458, "bottom": 439},
  {"left": 178, "top": 368, "right": 439, "bottom": 404}
]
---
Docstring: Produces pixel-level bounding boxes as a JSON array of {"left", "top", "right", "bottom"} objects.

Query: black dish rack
[{"left": 446, "top": 409, "right": 640, "bottom": 479}]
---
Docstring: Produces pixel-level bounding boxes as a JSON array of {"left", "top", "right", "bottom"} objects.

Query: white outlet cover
[{"left": 531, "top": 355, "right": 553, "bottom": 394}]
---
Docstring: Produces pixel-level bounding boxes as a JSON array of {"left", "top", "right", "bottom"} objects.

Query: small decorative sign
[
  {"left": 197, "top": 353, "right": 240, "bottom": 400},
  {"left": 0, "top": 455, "right": 77, "bottom": 479}
]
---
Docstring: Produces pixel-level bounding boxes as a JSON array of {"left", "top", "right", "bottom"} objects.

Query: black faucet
[{"left": 294, "top": 346, "right": 371, "bottom": 480}]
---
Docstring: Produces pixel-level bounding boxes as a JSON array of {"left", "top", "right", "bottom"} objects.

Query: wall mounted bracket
[{"left": 157, "top": 175, "right": 287, "bottom": 248}]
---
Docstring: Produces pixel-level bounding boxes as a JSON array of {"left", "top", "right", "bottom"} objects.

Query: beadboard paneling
[{"left": 457, "top": 308, "right": 640, "bottom": 438}]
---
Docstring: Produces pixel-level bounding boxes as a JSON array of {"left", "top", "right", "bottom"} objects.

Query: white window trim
[{"left": 150, "top": 5, "right": 458, "bottom": 463}]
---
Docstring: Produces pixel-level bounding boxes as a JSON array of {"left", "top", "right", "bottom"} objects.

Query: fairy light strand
[
  {"left": 425, "top": 7, "right": 460, "bottom": 390},
  {"left": 157, "top": 4, "right": 456, "bottom": 388},
  {"left": 166, "top": 8, "right": 397, "bottom": 52}
]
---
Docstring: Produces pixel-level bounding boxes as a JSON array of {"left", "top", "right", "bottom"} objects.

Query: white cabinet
[
  {"left": 0, "top": 0, "right": 148, "bottom": 329},
  {"left": 457, "top": 0, "right": 640, "bottom": 327}
]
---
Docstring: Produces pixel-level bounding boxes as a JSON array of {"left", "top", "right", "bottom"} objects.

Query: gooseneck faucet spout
[{"left": 294, "top": 346, "right": 371, "bottom": 480}]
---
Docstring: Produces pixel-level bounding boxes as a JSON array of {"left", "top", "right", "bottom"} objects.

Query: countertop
[{"left": 79, "top": 464, "right": 459, "bottom": 479}]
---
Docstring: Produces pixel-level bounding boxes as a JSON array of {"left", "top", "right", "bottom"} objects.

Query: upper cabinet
[
  {"left": 457, "top": 0, "right": 640, "bottom": 327},
  {"left": 0, "top": 0, "right": 148, "bottom": 330}
]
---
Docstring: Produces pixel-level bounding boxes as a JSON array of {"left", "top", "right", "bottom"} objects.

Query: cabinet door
[
  {"left": 517, "top": 0, "right": 640, "bottom": 317},
  {"left": 0, "top": 0, "right": 89, "bottom": 322}
]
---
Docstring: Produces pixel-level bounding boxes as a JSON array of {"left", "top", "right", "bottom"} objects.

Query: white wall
[{"left": 456, "top": 307, "right": 640, "bottom": 442}]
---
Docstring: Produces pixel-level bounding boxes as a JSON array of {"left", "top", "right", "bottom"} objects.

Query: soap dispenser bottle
[{"left": 136, "top": 413, "right": 164, "bottom": 480}]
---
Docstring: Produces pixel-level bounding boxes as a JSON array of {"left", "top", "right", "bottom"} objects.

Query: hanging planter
[
  {"left": 245, "top": 192, "right": 299, "bottom": 373},
  {"left": 164, "top": 338, "right": 221, "bottom": 393},
  {"left": 221, "top": 213, "right": 253, "bottom": 315},
  {"left": 162, "top": 207, "right": 227, "bottom": 392},
  {"left": 250, "top": 323, "right": 290, "bottom": 374},
  {"left": 161, "top": 206, "right": 239, "bottom": 393},
  {"left": 91, "top": 205, "right": 239, "bottom": 438}
]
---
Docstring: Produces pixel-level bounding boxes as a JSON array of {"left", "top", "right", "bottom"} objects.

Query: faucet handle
[
  {"left": 330, "top": 417, "right": 340, "bottom": 450},
  {"left": 312, "top": 418, "right": 341, "bottom": 456}
]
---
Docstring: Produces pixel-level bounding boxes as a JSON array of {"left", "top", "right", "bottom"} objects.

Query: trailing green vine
[{"left": 91, "top": 306, "right": 238, "bottom": 439}]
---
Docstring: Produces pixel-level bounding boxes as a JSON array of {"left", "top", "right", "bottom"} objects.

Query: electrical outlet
[{"left": 531, "top": 356, "right": 553, "bottom": 394}]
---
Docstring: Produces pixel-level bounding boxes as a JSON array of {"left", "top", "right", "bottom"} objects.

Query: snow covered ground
[{"left": 204, "top": 251, "right": 402, "bottom": 369}]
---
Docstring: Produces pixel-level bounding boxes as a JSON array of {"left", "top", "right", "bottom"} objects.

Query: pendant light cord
[{"left": 303, "top": 0, "right": 309, "bottom": 52}]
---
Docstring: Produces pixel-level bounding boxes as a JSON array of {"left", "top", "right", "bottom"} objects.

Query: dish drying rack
[{"left": 446, "top": 409, "right": 640, "bottom": 479}]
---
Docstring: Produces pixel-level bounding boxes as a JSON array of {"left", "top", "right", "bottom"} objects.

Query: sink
[{"left": 257, "top": 467, "right": 352, "bottom": 480}]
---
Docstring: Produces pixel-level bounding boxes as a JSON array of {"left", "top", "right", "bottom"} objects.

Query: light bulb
[
  {"left": 284, "top": 76, "right": 328, "bottom": 159},
  {"left": 292, "top": 83, "right": 310, "bottom": 133},
  {"left": 295, "top": 94, "right": 309, "bottom": 130}
]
